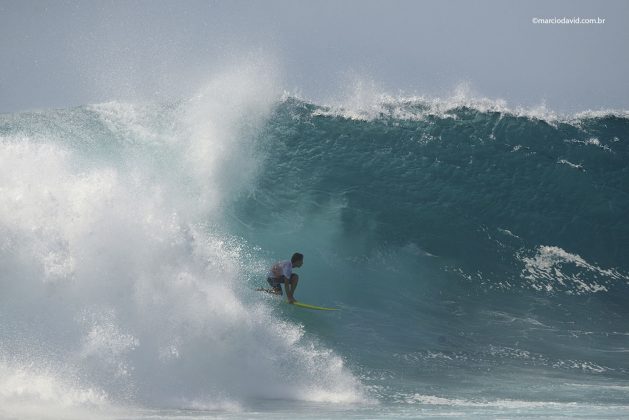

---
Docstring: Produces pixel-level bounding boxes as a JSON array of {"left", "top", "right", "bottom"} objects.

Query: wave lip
[{"left": 301, "top": 84, "right": 629, "bottom": 125}]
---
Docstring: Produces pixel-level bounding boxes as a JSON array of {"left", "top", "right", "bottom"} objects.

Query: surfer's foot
[
  {"left": 256, "top": 288, "right": 282, "bottom": 295},
  {"left": 287, "top": 297, "right": 296, "bottom": 304}
]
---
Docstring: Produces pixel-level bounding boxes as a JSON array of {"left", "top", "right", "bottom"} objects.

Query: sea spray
[{"left": 0, "top": 69, "right": 365, "bottom": 414}]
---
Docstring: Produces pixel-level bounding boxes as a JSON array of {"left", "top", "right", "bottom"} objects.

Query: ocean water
[{"left": 1, "top": 74, "right": 629, "bottom": 419}]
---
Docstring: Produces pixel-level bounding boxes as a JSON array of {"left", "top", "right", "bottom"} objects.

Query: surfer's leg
[{"left": 288, "top": 274, "right": 299, "bottom": 295}]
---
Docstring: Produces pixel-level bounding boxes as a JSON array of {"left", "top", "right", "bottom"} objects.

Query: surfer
[{"left": 266, "top": 253, "right": 303, "bottom": 304}]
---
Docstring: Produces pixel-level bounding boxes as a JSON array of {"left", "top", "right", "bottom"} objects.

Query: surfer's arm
[
  {"left": 285, "top": 274, "right": 298, "bottom": 303},
  {"left": 285, "top": 282, "right": 294, "bottom": 302}
]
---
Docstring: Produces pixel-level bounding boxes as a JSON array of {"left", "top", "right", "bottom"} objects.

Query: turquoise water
[{"left": 1, "top": 85, "right": 629, "bottom": 418}]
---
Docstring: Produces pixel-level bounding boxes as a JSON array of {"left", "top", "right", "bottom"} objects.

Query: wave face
[
  {"left": 247, "top": 98, "right": 629, "bottom": 293},
  {"left": 1, "top": 85, "right": 629, "bottom": 417}
]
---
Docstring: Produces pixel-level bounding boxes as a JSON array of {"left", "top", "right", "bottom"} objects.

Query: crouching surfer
[{"left": 265, "top": 252, "right": 303, "bottom": 304}]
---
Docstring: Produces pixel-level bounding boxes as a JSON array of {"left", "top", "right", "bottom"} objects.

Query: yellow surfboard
[
  {"left": 291, "top": 301, "right": 338, "bottom": 311},
  {"left": 256, "top": 289, "right": 338, "bottom": 311}
]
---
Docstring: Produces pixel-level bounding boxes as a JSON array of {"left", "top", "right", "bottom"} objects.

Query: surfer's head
[{"left": 291, "top": 252, "right": 304, "bottom": 267}]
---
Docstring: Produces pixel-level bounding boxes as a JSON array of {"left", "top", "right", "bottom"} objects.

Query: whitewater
[{"left": 1, "top": 69, "right": 629, "bottom": 419}]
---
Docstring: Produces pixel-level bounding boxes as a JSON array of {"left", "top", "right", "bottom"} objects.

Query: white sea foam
[
  {"left": 0, "top": 359, "right": 118, "bottom": 420},
  {"left": 404, "top": 393, "right": 547, "bottom": 409},
  {"left": 518, "top": 245, "right": 627, "bottom": 294},
  {"left": 0, "top": 362, "right": 108, "bottom": 407},
  {"left": 0, "top": 63, "right": 365, "bottom": 413},
  {"left": 564, "top": 137, "right": 613, "bottom": 152},
  {"left": 88, "top": 101, "right": 164, "bottom": 146},
  {"left": 305, "top": 79, "right": 629, "bottom": 126},
  {"left": 557, "top": 159, "right": 585, "bottom": 171},
  {"left": 573, "top": 109, "right": 629, "bottom": 120},
  {"left": 399, "top": 393, "right": 629, "bottom": 418},
  {"left": 497, "top": 228, "right": 520, "bottom": 239}
]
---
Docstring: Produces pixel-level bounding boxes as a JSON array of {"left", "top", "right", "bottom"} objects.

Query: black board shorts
[{"left": 267, "top": 277, "right": 286, "bottom": 294}]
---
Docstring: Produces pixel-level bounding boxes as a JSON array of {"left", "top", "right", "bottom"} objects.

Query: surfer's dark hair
[{"left": 291, "top": 253, "right": 304, "bottom": 263}]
